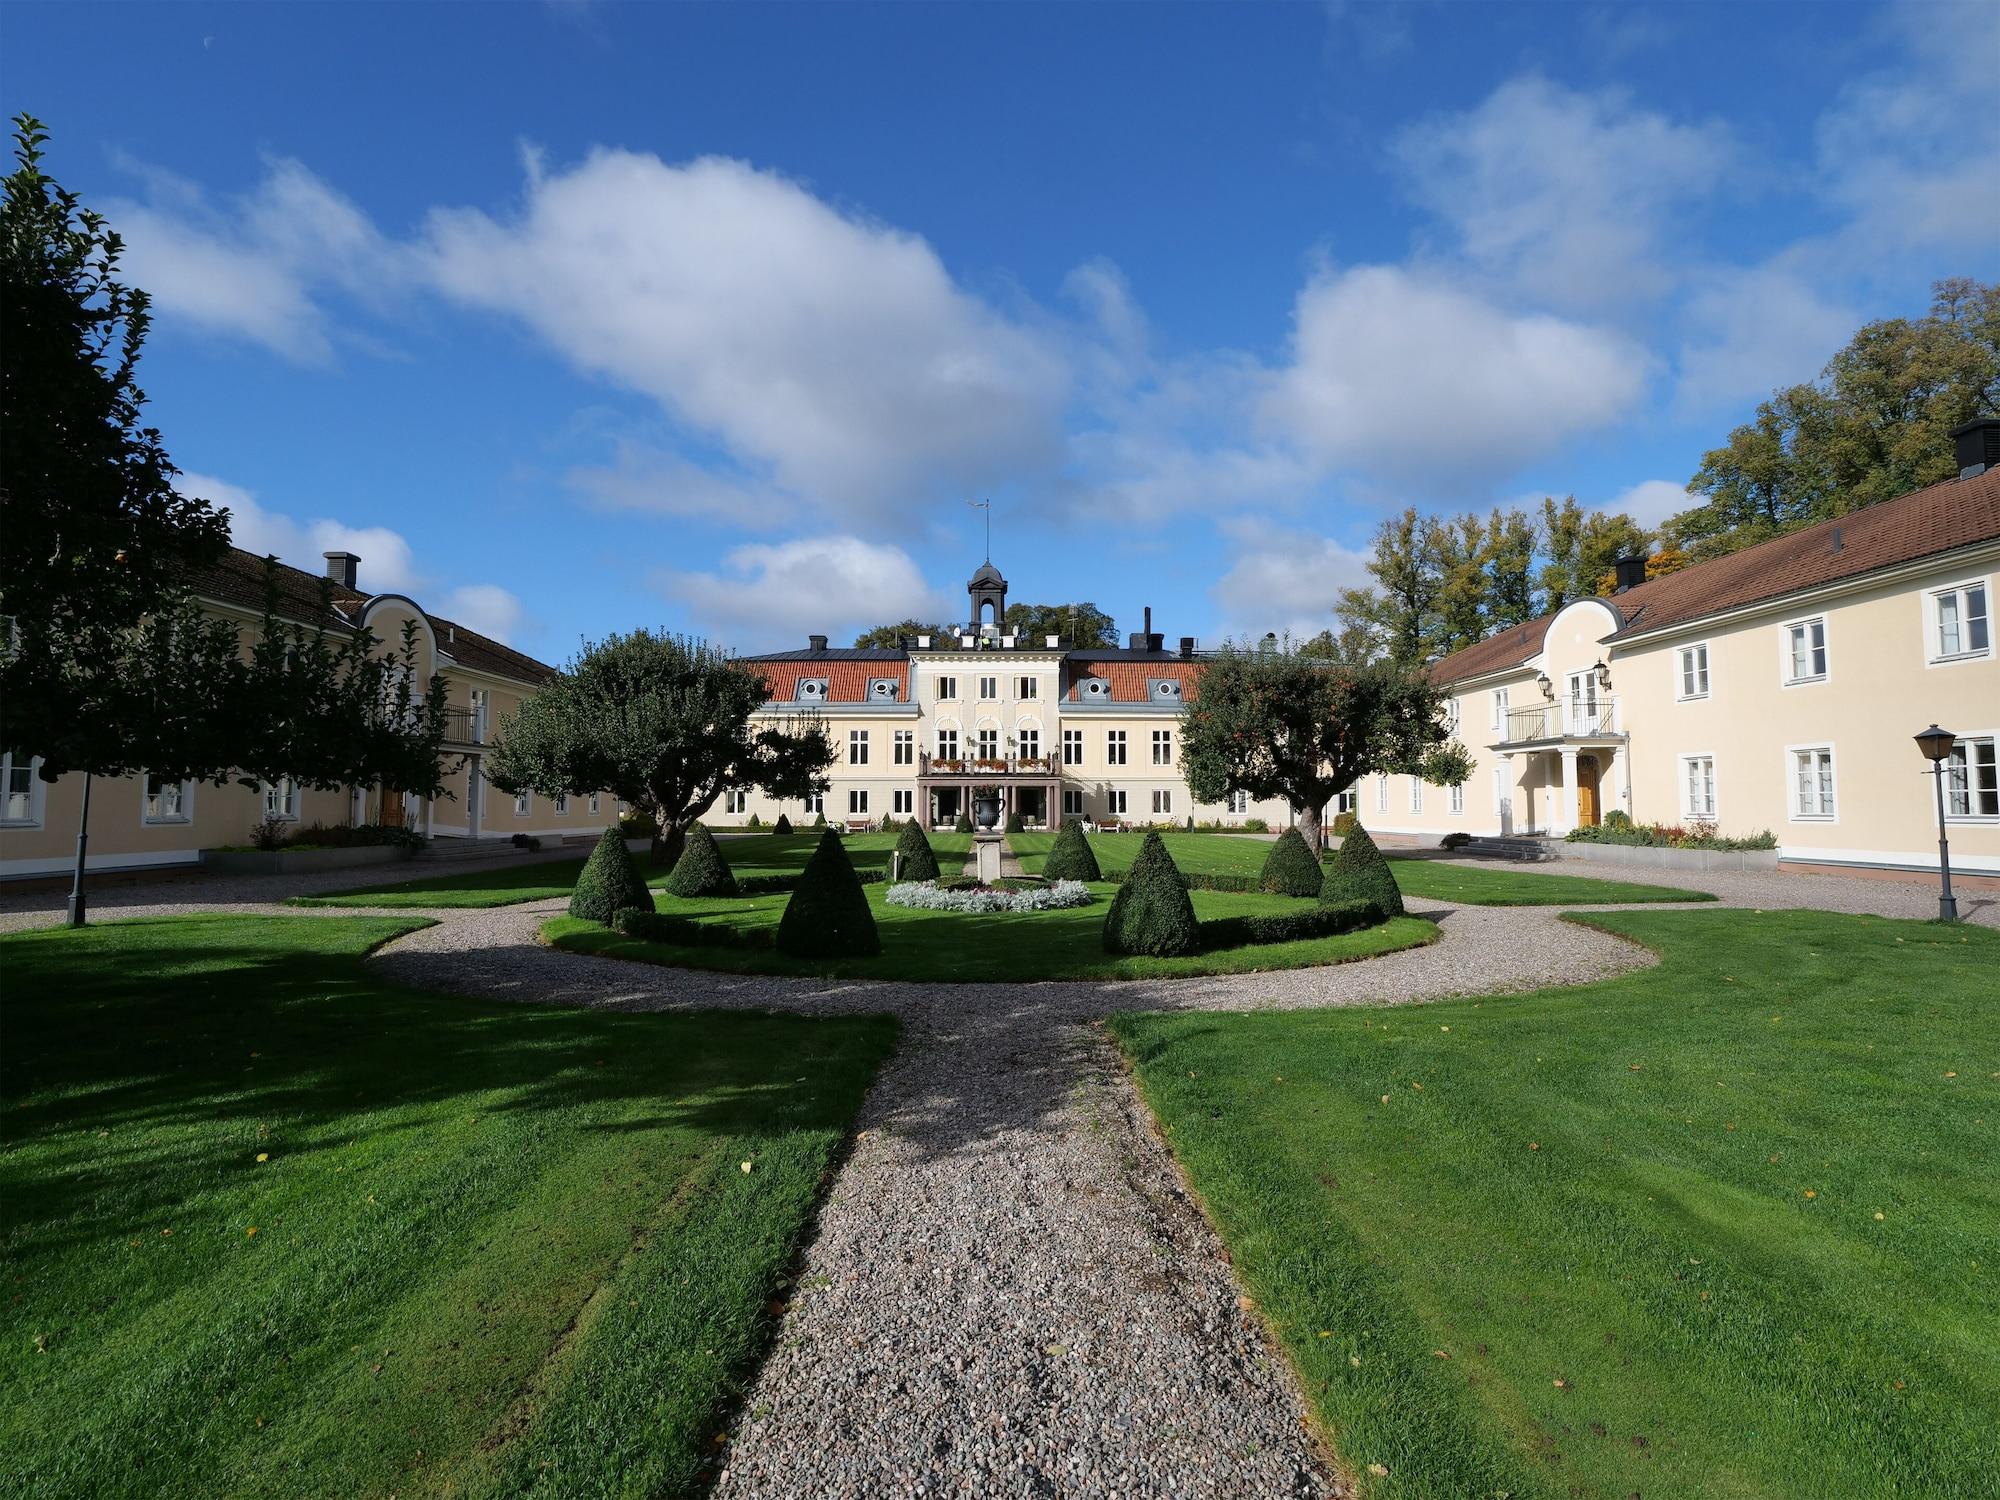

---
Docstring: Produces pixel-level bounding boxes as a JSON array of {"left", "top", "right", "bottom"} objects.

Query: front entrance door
[{"left": 1576, "top": 754, "right": 1601, "bottom": 827}]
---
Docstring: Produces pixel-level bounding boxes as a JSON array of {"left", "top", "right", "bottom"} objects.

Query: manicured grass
[
  {"left": 546, "top": 882, "right": 1438, "bottom": 982},
  {"left": 0, "top": 914, "right": 895, "bottom": 1500},
  {"left": 1109, "top": 909, "right": 2000, "bottom": 1498},
  {"left": 1011, "top": 829, "right": 1274, "bottom": 879},
  {"left": 292, "top": 830, "right": 976, "bottom": 908}
]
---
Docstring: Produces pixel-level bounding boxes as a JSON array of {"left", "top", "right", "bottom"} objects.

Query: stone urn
[{"left": 973, "top": 790, "right": 1002, "bottom": 830}]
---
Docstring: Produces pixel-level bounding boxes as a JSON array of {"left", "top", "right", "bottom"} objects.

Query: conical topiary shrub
[
  {"left": 1259, "top": 826, "right": 1324, "bottom": 897},
  {"left": 1042, "top": 816, "right": 1102, "bottom": 883},
  {"left": 1004, "top": 809, "right": 1024, "bottom": 834},
  {"left": 570, "top": 825, "right": 654, "bottom": 923},
  {"left": 776, "top": 829, "right": 881, "bottom": 958},
  {"left": 812, "top": 810, "right": 826, "bottom": 828},
  {"left": 1320, "top": 820, "right": 1402, "bottom": 918},
  {"left": 893, "top": 817, "right": 940, "bottom": 882},
  {"left": 773, "top": 812, "right": 793, "bottom": 835},
  {"left": 663, "top": 822, "right": 738, "bottom": 897},
  {"left": 1102, "top": 830, "right": 1199, "bottom": 956},
  {"left": 953, "top": 809, "right": 973, "bottom": 833}
]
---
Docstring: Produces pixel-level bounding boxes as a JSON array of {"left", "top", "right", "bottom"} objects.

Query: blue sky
[{"left": 6, "top": 1, "right": 1994, "bottom": 662}]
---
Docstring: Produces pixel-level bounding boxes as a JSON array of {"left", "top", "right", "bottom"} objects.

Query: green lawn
[
  {"left": 0, "top": 914, "right": 895, "bottom": 1500},
  {"left": 1011, "top": 830, "right": 1708, "bottom": 905},
  {"left": 1109, "top": 909, "right": 2000, "bottom": 1498},
  {"left": 546, "top": 882, "right": 1438, "bottom": 982},
  {"left": 292, "top": 830, "right": 975, "bottom": 909}
]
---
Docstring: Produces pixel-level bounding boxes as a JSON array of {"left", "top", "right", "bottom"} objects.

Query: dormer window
[
  {"left": 796, "top": 677, "right": 830, "bottom": 702},
  {"left": 1147, "top": 678, "right": 1182, "bottom": 703},
  {"left": 867, "top": 677, "right": 900, "bottom": 701}
]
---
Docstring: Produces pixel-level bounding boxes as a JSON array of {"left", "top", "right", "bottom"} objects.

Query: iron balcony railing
[
  {"left": 918, "top": 751, "right": 1062, "bottom": 777},
  {"left": 1501, "top": 696, "right": 1620, "bottom": 743},
  {"left": 439, "top": 706, "right": 487, "bottom": 745}
]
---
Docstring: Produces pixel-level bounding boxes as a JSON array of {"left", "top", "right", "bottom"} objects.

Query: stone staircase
[{"left": 1461, "top": 834, "right": 1561, "bottom": 862}]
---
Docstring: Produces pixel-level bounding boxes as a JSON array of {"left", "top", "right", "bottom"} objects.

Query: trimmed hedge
[
  {"left": 611, "top": 906, "right": 773, "bottom": 949},
  {"left": 773, "top": 812, "right": 793, "bottom": 834},
  {"left": 894, "top": 817, "right": 941, "bottom": 882},
  {"left": 1259, "top": 826, "right": 1324, "bottom": 897},
  {"left": 1195, "top": 897, "right": 1380, "bottom": 951},
  {"left": 1004, "top": 809, "right": 1025, "bottom": 834},
  {"left": 1102, "top": 831, "right": 1199, "bottom": 956},
  {"left": 662, "top": 823, "right": 738, "bottom": 897},
  {"left": 1321, "top": 820, "right": 1403, "bottom": 917},
  {"left": 953, "top": 809, "right": 974, "bottom": 833},
  {"left": 1042, "top": 817, "right": 1103, "bottom": 883},
  {"left": 570, "top": 826, "right": 654, "bottom": 923},
  {"left": 776, "top": 829, "right": 882, "bottom": 958},
  {"left": 1330, "top": 809, "right": 1360, "bottom": 838}
]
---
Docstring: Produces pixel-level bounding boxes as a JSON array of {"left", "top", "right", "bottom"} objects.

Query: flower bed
[
  {"left": 1566, "top": 817, "right": 1776, "bottom": 851},
  {"left": 884, "top": 879, "right": 1095, "bottom": 913}
]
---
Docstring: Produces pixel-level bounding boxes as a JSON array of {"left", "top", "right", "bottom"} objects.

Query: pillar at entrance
[{"left": 1558, "top": 747, "right": 1581, "bottom": 834}]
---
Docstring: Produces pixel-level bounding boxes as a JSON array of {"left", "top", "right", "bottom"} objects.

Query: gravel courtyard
[{"left": 4, "top": 858, "right": 1990, "bottom": 1496}]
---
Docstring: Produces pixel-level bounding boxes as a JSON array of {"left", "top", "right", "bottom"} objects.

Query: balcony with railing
[
  {"left": 439, "top": 706, "right": 488, "bottom": 746},
  {"left": 1498, "top": 696, "right": 1622, "bottom": 745},
  {"left": 918, "top": 751, "right": 1063, "bottom": 778}
]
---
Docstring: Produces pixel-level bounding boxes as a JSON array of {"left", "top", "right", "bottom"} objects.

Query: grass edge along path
[
  {"left": 0, "top": 913, "right": 896, "bottom": 1500},
  {"left": 1107, "top": 908, "right": 2000, "bottom": 1499}
]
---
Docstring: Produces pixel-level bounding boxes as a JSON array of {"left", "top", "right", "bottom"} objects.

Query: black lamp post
[{"left": 1914, "top": 724, "right": 1958, "bottom": 922}]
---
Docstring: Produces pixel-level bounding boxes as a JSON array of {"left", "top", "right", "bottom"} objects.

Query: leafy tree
[
  {"left": 893, "top": 817, "right": 940, "bottom": 882},
  {"left": 663, "top": 823, "right": 737, "bottom": 897},
  {"left": 487, "top": 630, "right": 834, "bottom": 867},
  {"left": 1102, "top": 832, "right": 1199, "bottom": 956},
  {"left": 1482, "top": 505, "right": 1539, "bottom": 628},
  {"left": 852, "top": 618, "right": 947, "bottom": 649},
  {"left": 1429, "top": 512, "right": 1490, "bottom": 657},
  {"left": 571, "top": 826, "right": 654, "bottom": 923},
  {"left": 1295, "top": 623, "right": 1378, "bottom": 665},
  {"left": 776, "top": 830, "right": 880, "bottom": 957},
  {"left": 1042, "top": 817, "right": 1102, "bottom": 882},
  {"left": 1003, "top": 601, "right": 1117, "bottom": 647},
  {"left": 1674, "top": 279, "right": 1999, "bottom": 559},
  {"left": 1334, "top": 509, "right": 1442, "bottom": 667},
  {"left": 1320, "top": 821, "right": 1402, "bottom": 918},
  {"left": 1179, "top": 644, "right": 1472, "bottom": 852},
  {"left": 1537, "top": 497, "right": 1651, "bottom": 610},
  {"left": 1258, "top": 826, "right": 1323, "bottom": 897}
]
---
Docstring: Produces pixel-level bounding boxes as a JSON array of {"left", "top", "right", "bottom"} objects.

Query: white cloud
[
  {"left": 109, "top": 158, "right": 396, "bottom": 362},
  {"left": 1210, "top": 518, "right": 1373, "bottom": 642},
  {"left": 1603, "top": 479, "right": 1694, "bottom": 530},
  {"left": 1262, "top": 265, "right": 1650, "bottom": 488},
  {"left": 1392, "top": 75, "right": 1731, "bottom": 314},
  {"left": 656, "top": 536, "right": 951, "bottom": 650},
  {"left": 422, "top": 149, "right": 1070, "bottom": 522},
  {"left": 562, "top": 440, "right": 795, "bottom": 529},
  {"left": 1673, "top": 261, "right": 1857, "bottom": 414},
  {"left": 183, "top": 472, "right": 526, "bottom": 643}
]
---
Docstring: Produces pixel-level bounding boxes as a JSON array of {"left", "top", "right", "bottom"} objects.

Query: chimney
[
  {"left": 1612, "top": 555, "right": 1647, "bottom": 593},
  {"left": 808, "top": 633, "right": 828, "bottom": 652},
  {"left": 323, "top": 551, "right": 360, "bottom": 592},
  {"left": 1179, "top": 635, "right": 1196, "bottom": 658},
  {"left": 1128, "top": 630, "right": 1148, "bottom": 651},
  {"left": 1143, "top": 606, "right": 1153, "bottom": 637},
  {"left": 1952, "top": 416, "right": 2000, "bottom": 479}
]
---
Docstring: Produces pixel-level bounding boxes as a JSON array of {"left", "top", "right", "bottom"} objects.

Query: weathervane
[{"left": 968, "top": 497, "right": 992, "bottom": 562}]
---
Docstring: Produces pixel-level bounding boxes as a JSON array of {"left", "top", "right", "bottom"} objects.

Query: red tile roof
[
  {"left": 753, "top": 660, "right": 908, "bottom": 703},
  {"left": 1067, "top": 661, "right": 1205, "bottom": 702}
]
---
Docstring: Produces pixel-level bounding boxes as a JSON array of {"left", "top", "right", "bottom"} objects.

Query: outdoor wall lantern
[
  {"left": 1593, "top": 659, "right": 1612, "bottom": 690},
  {"left": 1535, "top": 671, "right": 1553, "bottom": 700},
  {"left": 1914, "top": 724, "right": 1959, "bottom": 922}
]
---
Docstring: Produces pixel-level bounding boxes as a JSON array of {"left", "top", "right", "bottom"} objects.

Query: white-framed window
[
  {"left": 1677, "top": 643, "right": 1711, "bottom": 700},
  {"left": 1783, "top": 617, "right": 1828, "bottom": 685},
  {"left": 936, "top": 675, "right": 957, "bottom": 700},
  {"left": 1929, "top": 581, "right": 1991, "bottom": 663},
  {"left": 143, "top": 773, "right": 193, "bottom": 824},
  {"left": 1151, "top": 729, "right": 1173, "bottom": 766},
  {"left": 469, "top": 687, "right": 490, "bottom": 742},
  {"left": 1376, "top": 776, "right": 1388, "bottom": 813},
  {"left": 1788, "top": 746, "right": 1836, "bottom": 820},
  {"left": 936, "top": 728, "right": 959, "bottom": 759},
  {"left": 975, "top": 727, "right": 999, "bottom": 759},
  {"left": 1449, "top": 781, "right": 1465, "bottom": 815},
  {"left": 1946, "top": 736, "right": 1998, "bottom": 819},
  {"left": 1106, "top": 730, "right": 1127, "bottom": 766},
  {"left": 1063, "top": 787, "right": 1084, "bottom": 815},
  {"left": 262, "top": 775, "right": 299, "bottom": 822},
  {"left": 1227, "top": 790, "right": 1249, "bottom": 815},
  {"left": 1336, "top": 788, "right": 1357, "bottom": 814},
  {"left": 1409, "top": 777, "right": 1422, "bottom": 814},
  {"left": 1062, "top": 728, "right": 1083, "bottom": 766},
  {"left": 589, "top": 793, "right": 601, "bottom": 815},
  {"left": 805, "top": 790, "right": 824, "bottom": 815},
  {"left": 1107, "top": 788, "right": 1128, "bottom": 816},
  {"left": 849, "top": 729, "right": 869, "bottom": 766},
  {"left": 1016, "top": 675, "right": 1037, "bottom": 700},
  {"left": 1, "top": 752, "right": 44, "bottom": 828},
  {"left": 893, "top": 729, "right": 914, "bottom": 766},
  {"left": 1152, "top": 788, "right": 1172, "bottom": 815},
  {"left": 978, "top": 675, "right": 998, "bottom": 700},
  {"left": 1017, "top": 728, "right": 1040, "bottom": 762},
  {"left": 1490, "top": 687, "right": 1509, "bottom": 732},
  {"left": 514, "top": 790, "right": 532, "bottom": 816},
  {"left": 725, "top": 789, "right": 747, "bottom": 815},
  {"left": 893, "top": 788, "right": 913, "bottom": 816},
  {"left": 1680, "top": 754, "right": 1716, "bottom": 819},
  {"left": 553, "top": 792, "right": 570, "bottom": 816},
  {"left": 1444, "top": 697, "right": 1460, "bottom": 731},
  {"left": 848, "top": 789, "right": 868, "bottom": 815}
]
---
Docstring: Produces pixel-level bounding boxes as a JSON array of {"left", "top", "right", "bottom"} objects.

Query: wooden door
[{"left": 1576, "top": 754, "right": 1600, "bottom": 827}]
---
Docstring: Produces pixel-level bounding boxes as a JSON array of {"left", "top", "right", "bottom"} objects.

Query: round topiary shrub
[
  {"left": 1043, "top": 816, "right": 1102, "bottom": 883},
  {"left": 1004, "top": 809, "right": 1024, "bottom": 834},
  {"left": 773, "top": 812, "right": 793, "bottom": 835},
  {"left": 953, "top": 809, "right": 974, "bottom": 833},
  {"left": 1102, "top": 830, "right": 1199, "bottom": 956},
  {"left": 894, "top": 817, "right": 941, "bottom": 882},
  {"left": 570, "top": 826, "right": 654, "bottom": 924},
  {"left": 1320, "top": 820, "right": 1402, "bottom": 918},
  {"left": 776, "top": 829, "right": 882, "bottom": 958},
  {"left": 1259, "top": 826, "right": 1324, "bottom": 897},
  {"left": 1331, "top": 809, "right": 1360, "bottom": 837},
  {"left": 663, "top": 822, "right": 738, "bottom": 897}
]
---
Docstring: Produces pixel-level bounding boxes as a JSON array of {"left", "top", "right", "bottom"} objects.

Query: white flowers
[{"left": 883, "top": 880, "right": 1095, "bottom": 913}]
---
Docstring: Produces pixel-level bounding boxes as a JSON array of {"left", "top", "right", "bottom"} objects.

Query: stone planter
[
  {"left": 201, "top": 844, "right": 414, "bottom": 875},
  {"left": 1555, "top": 840, "right": 1780, "bottom": 873}
]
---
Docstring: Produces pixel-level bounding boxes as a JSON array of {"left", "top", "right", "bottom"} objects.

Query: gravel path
[{"left": 9, "top": 857, "right": 1988, "bottom": 1496}]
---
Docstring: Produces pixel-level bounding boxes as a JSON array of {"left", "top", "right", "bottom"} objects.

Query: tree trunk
[
  {"left": 1296, "top": 798, "right": 1324, "bottom": 855},
  {"left": 654, "top": 820, "right": 689, "bottom": 871}
]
